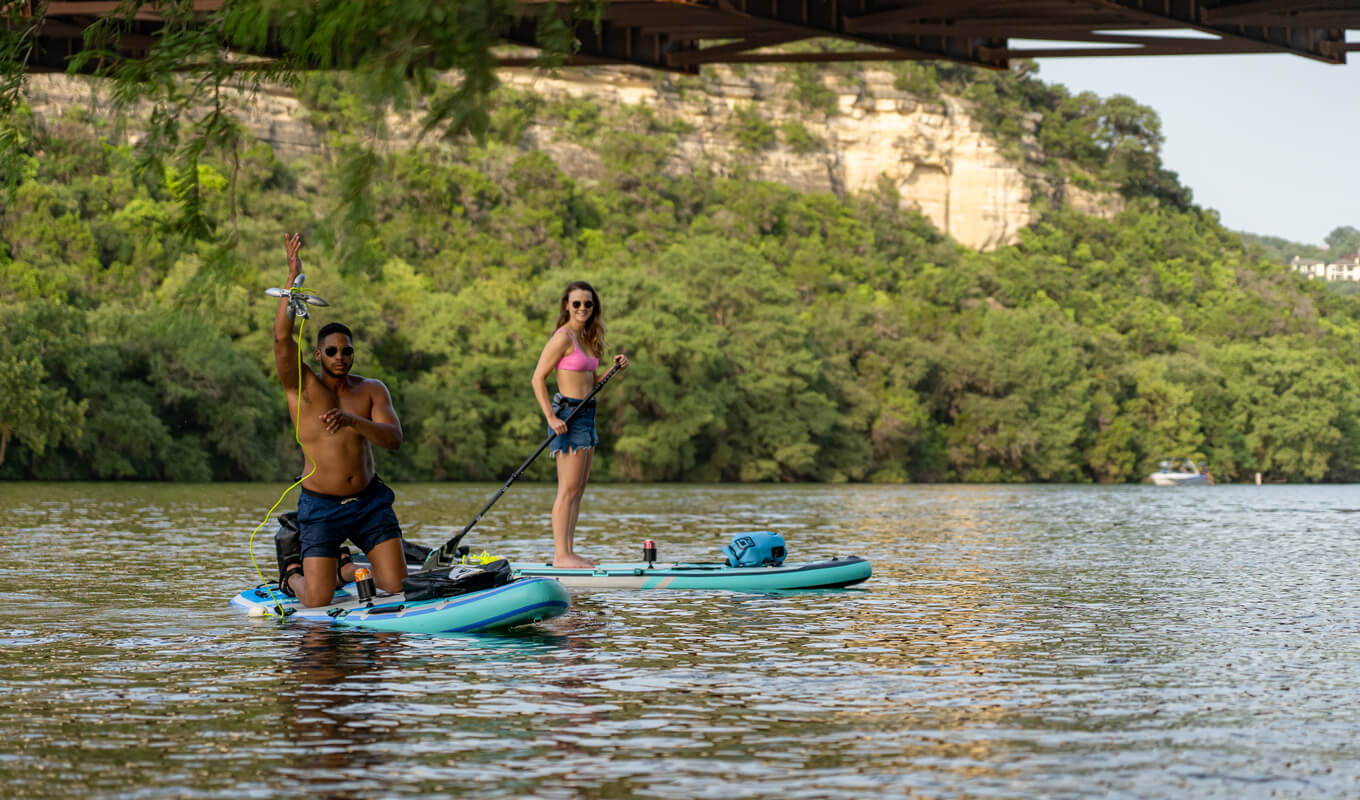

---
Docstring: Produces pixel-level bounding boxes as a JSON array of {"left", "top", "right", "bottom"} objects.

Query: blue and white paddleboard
[
  {"left": 509, "top": 556, "right": 871, "bottom": 591},
  {"left": 229, "top": 577, "right": 570, "bottom": 633}
]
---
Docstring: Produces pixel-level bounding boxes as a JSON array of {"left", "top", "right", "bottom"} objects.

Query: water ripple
[{"left": 3, "top": 482, "right": 1360, "bottom": 797}]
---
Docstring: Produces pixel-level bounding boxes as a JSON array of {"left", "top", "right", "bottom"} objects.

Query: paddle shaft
[{"left": 424, "top": 362, "right": 623, "bottom": 568}]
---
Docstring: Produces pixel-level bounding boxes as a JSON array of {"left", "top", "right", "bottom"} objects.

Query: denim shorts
[
  {"left": 548, "top": 394, "right": 598, "bottom": 455},
  {"left": 296, "top": 475, "right": 402, "bottom": 559}
]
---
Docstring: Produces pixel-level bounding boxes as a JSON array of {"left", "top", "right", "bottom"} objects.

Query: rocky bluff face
[
  {"left": 501, "top": 67, "right": 1030, "bottom": 250},
  {"left": 24, "top": 66, "right": 1121, "bottom": 251},
  {"left": 498, "top": 66, "right": 1122, "bottom": 252}
]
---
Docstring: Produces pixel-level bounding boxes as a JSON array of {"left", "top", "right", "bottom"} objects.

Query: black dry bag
[{"left": 402, "top": 559, "right": 513, "bottom": 602}]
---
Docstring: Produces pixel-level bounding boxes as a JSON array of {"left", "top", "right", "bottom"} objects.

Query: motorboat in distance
[{"left": 1148, "top": 458, "right": 1213, "bottom": 486}]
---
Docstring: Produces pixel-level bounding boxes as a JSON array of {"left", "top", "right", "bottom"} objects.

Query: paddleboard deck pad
[
  {"left": 509, "top": 555, "right": 870, "bottom": 590},
  {"left": 229, "top": 577, "right": 570, "bottom": 633}
]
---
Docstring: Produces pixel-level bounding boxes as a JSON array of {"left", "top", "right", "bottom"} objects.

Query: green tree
[
  {"left": 1122, "top": 357, "right": 1205, "bottom": 477},
  {"left": 1211, "top": 341, "right": 1357, "bottom": 481},
  {"left": 941, "top": 301, "right": 1092, "bottom": 482},
  {"left": 0, "top": 303, "right": 87, "bottom": 468},
  {"left": 1324, "top": 225, "right": 1360, "bottom": 260},
  {"left": 780, "top": 120, "right": 823, "bottom": 155},
  {"left": 733, "top": 105, "right": 777, "bottom": 153}
]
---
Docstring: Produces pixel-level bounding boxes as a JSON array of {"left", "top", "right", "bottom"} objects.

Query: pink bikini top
[{"left": 556, "top": 328, "right": 599, "bottom": 372}]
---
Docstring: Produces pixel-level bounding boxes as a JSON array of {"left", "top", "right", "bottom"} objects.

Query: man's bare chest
[{"left": 306, "top": 383, "right": 372, "bottom": 419}]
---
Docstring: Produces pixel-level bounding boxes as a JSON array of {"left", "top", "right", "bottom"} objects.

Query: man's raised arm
[{"left": 273, "top": 233, "right": 304, "bottom": 391}]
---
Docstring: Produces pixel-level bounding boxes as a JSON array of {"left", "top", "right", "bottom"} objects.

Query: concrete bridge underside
[{"left": 18, "top": 1, "right": 1360, "bottom": 75}]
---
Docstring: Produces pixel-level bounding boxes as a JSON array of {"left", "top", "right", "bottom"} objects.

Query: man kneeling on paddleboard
[{"left": 272, "top": 233, "right": 407, "bottom": 607}]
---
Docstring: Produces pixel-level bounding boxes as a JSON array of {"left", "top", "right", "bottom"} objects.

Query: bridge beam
[
  {"left": 10, "top": 0, "right": 1358, "bottom": 76},
  {"left": 1099, "top": 0, "right": 1347, "bottom": 64}
]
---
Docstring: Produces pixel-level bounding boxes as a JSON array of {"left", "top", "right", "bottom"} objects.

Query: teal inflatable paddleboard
[
  {"left": 229, "top": 577, "right": 570, "bottom": 633},
  {"left": 509, "top": 556, "right": 870, "bottom": 591}
]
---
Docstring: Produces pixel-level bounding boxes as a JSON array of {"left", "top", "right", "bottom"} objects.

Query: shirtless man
[{"left": 273, "top": 232, "right": 407, "bottom": 608}]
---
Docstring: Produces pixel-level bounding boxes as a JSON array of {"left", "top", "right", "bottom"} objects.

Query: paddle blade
[
  {"left": 265, "top": 287, "right": 289, "bottom": 298},
  {"left": 298, "top": 293, "right": 329, "bottom": 307}
]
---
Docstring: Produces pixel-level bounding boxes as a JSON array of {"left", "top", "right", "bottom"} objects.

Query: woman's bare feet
[{"left": 553, "top": 553, "right": 597, "bottom": 569}]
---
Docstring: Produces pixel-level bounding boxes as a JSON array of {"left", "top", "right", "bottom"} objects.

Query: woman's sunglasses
[
  {"left": 571, "top": 300, "right": 594, "bottom": 309},
  {"left": 323, "top": 346, "right": 354, "bottom": 357}
]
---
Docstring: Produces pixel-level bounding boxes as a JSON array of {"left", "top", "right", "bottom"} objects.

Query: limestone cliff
[
  {"left": 503, "top": 66, "right": 1037, "bottom": 250},
  {"left": 22, "top": 65, "right": 1122, "bottom": 251}
]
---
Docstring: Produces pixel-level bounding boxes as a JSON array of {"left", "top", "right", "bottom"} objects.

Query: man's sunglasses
[
  {"left": 323, "top": 346, "right": 354, "bottom": 357},
  {"left": 571, "top": 300, "right": 594, "bottom": 309}
]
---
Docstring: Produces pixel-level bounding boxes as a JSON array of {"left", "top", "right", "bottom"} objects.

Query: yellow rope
[
  {"left": 246, "top": 314, "right": 318, "bottom": 618},
  {"left": 460, "top": 550, "right": 506, "bottom": 565}
]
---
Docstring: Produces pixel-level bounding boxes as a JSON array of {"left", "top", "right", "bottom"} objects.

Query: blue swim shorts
[
  {"left": 296, "top": 475, "right": 402, "bottom": 560},
  {"left": 548, "top": 393, "right": 598, "bottom": 456}
]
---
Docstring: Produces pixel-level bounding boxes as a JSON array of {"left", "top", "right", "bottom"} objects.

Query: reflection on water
[{"left": 3, "top": 482, "right": 1360, "bottom": 797}]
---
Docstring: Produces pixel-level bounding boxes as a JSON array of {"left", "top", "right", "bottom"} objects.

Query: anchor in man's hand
[{"left": 265, "top": 273, "right": 330, "bottom": 319}]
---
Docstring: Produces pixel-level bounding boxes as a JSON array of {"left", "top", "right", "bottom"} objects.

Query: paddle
[{"left": 421, "top": 361, "right": 625, "bottom": 569}]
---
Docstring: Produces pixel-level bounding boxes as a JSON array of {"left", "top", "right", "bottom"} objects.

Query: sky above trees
[{"left": 1035, "top": 49, "right": 1360, "bottom": 246}]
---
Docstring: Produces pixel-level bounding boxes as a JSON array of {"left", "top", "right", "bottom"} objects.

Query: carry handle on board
[{"left": 422, "top": 362, "right": 624, "bottom": 570}]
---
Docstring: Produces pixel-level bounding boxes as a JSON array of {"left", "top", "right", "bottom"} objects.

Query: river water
[{"left": 3, "top": 482, "right": 1358, "bottom": 798}]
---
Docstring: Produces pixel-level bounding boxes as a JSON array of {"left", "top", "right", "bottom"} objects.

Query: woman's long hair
[{"left": 554, "top": 280, "right": 606, "bottom": 357}]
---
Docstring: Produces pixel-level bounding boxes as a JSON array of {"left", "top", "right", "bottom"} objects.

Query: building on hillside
[
  {"left": 1291, "top": 257, "right": 1326, "bottom": 279},
  {"left": 1331, "top": 254, "right": 1360, "bottom": 281},
  {"left": 1291, "top": 254, "right": 1360, "bottom": 281}
]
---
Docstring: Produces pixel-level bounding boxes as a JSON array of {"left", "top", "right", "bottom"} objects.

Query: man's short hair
[{"left": 316, "top": 322, "right": 354, "bottom": 347}]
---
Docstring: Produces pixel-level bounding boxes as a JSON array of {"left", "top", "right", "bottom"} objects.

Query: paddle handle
[{"left": 423, "top": 362, "right": 624, "bottom": 568}]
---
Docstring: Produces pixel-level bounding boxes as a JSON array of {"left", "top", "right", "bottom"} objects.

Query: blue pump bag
[{"left": 723, "top": 531, "right": 787, "bottom": 567}]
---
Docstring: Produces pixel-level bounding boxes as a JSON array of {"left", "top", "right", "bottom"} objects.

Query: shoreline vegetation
[{"left": 4, "top": 63, "right": 1360, "bottom": 484}]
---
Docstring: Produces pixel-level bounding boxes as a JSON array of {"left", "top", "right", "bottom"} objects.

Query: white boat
[{"left": 1148, "top": 458, "right": 1212, "bottom": 486}]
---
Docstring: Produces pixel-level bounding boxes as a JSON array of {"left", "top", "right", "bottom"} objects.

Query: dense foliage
[
  {"left": 0, "top": 0, "right": 599, "bottom": 217},
  {"left": 5, "top": 64, "right": 1360, "bottom": 484}
]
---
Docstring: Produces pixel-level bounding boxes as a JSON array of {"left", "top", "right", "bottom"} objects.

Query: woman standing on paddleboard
[{"left": 532, "top": 281, "right": 628, "bottom": 568}]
